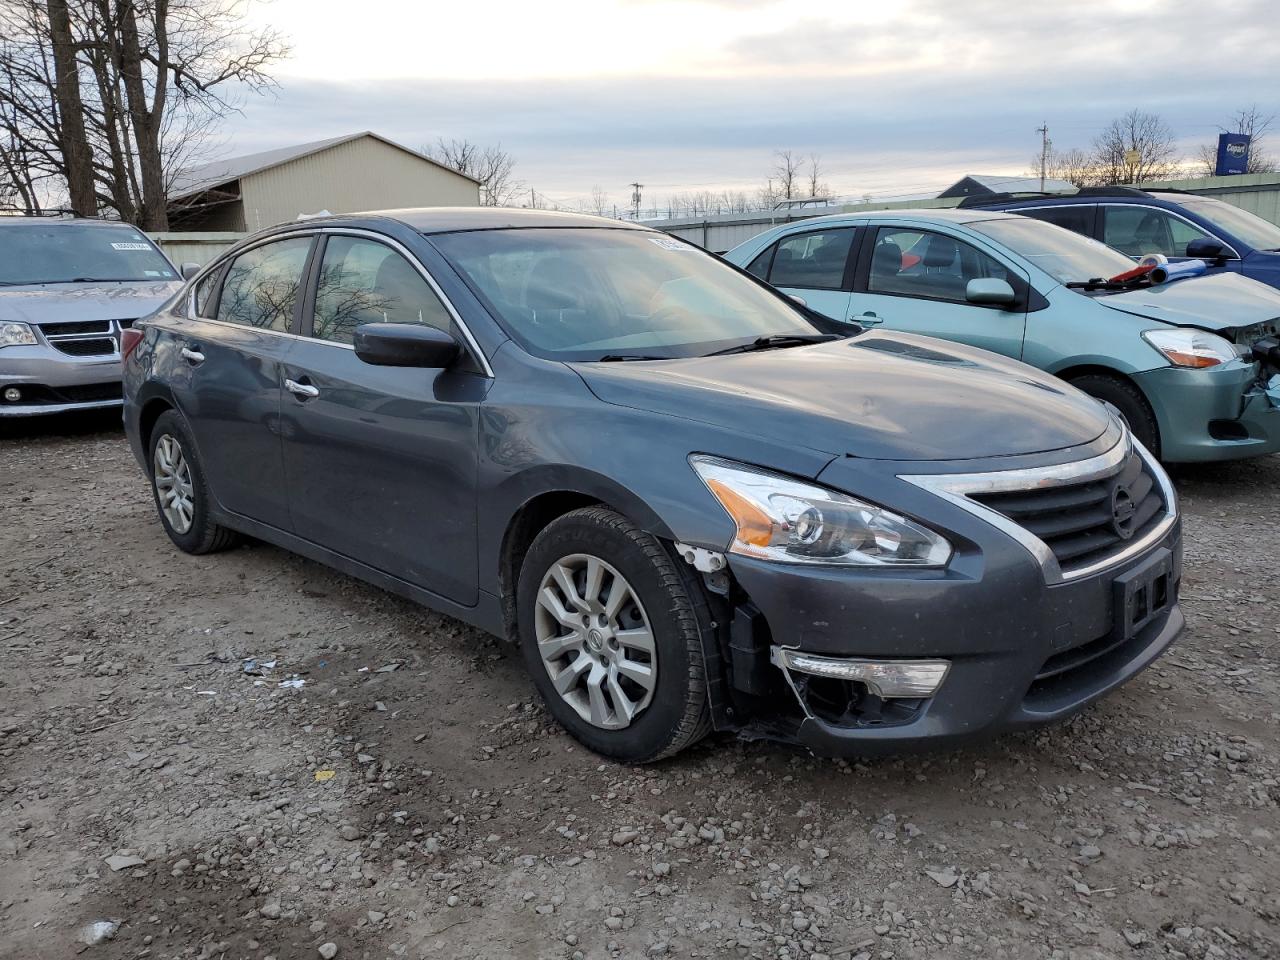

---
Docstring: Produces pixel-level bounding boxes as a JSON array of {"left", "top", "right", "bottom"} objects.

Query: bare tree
[
  {"left": 425, "top": 137, "right": 522, "bottom": 207},
  {"left": 588, "top": 184, "right": 609, "bottom": 217},
  {"left": 771, "top": 149, "right": 801, "bottom": 201},
  {"left": 1090, "top": 109, "right": 1181, "bottom": 185},
  {"left": 806, "top": 152, "right": 830, "bottom": 198},
  {"left": 1026, "top": 146, "right": 1105, "bottom": 189},
  {"left": 0, "top": 0, "right": 287, "bottom": 226},
  {"left": 1195, "top": 105, "right": 1278, "bottom": 175}
]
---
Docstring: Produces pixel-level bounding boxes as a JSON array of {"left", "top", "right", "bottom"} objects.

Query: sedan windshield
[
  {"left": 1165, "top": 195, "right": 1280, "bottom": 252},
  {"left": 430, "top": 228, "right": 820, "bottom": 360},
  {"left": 0, "top": 222, "right": 177, "bottom": 285},
  {"left": 969, "top": 217, "right": 1136, "bottom": 285}
]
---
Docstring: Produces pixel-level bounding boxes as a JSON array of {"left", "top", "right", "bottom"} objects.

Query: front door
[
  {"left": 171, "top": 235, "right": 314, "bottom": 530},
  {"left": 849, "top": 226, "right": 1029, "bottom": 359},
  {"left": 279, "top": 233, "right": 486, "bottom": 606}
]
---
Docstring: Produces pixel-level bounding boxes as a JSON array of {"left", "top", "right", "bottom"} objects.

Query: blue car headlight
[{"left": 690, "top": 455, "right": 951, "bottom": 567}]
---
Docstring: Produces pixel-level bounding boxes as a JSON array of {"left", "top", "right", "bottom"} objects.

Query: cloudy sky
[{"left": 226, "top": 0, "right": 1277, "bottom": 208}]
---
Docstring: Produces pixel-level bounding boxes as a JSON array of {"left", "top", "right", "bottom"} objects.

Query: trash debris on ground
[
  {"left": 278, "top": 677, "right": 305, "bottom": 690},
  {"left": 78, "top": 920, "right": 121, "bottom": 945},
  {"left": 314, "top": 769, "right": 336, "bottom": 782},
  {"left": 242, "top": 657, "right": 278, "bottom": 676},
  {"left": 375, "top": 662, "right": 400, "bottom": 673},
  {"left": 104, "top": 854, "right": 146, "bottom": 872}
]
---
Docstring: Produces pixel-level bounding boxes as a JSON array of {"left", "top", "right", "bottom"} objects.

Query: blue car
[{"left": 966, "top": 187, "right": 1280, "bottom": 290}]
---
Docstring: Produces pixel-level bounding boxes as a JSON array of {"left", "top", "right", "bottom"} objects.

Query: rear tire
[
  {"left": 517, "top": 506, "right": 712, "bottom": 763},
  {"left": 148, "top": 410, "right": 240, "bottom": 555},
  {"left": 1068, "top": 374, "right": 1161, "bottom": 457}
]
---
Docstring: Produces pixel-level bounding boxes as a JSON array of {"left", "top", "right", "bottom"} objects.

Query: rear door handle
[
  {"left": 284, "top": 378, "right": 320, "bottom": 400},
  {"left": 180, "top": 346, "right": 205, "bottom": 364}
]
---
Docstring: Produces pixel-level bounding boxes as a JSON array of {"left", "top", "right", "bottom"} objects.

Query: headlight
[
  {"left": 0, "top": 321, "right": 38, "bottom": 348},
  {"left": 1143, "top": 328, "right": 1239, "bottom": 368},
  {"left": 690, "top": 455, "right": 952, "bottom": 567}
]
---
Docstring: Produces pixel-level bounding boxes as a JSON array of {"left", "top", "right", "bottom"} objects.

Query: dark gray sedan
[{"left": 121, "top": 208, "right": 1183, "bottom": 762}]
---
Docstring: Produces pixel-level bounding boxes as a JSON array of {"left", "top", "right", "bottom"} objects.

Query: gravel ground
[{"left": 2, "top": 412, "right": 1278, "bottom": 960}]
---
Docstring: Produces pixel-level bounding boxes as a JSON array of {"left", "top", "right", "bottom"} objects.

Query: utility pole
[
  {"left": 1037, "top": 123, "right": 1050, "bottom": 192},
  {"left": 629, "top": 182, "right": 643, "bottom": 220}
]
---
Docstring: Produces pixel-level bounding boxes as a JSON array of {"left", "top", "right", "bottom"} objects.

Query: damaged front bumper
[{"left": 1136, "top": 357, "right": 1280, "bottom": 462}]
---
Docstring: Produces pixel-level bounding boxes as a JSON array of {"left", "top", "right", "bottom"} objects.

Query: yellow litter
[{"left": 314, "top": 770, "right": 336, "bottom": 782}]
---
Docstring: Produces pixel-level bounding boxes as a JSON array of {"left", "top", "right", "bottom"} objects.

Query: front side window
[
  {"left": 1102, "top": 207, "right": 1211, "bottom": 259},
  {"left": 431, "top": 228, "right": 818, "bottom": 360},
  {"left": 1018, "top": 205, "right": 1094, "bottom": 237},
  {"left": 0, "top": 223, "right": 177, "bottom": 285},
  {"left": 312, "top": 237, "right": 452, "bottom": 345},
  {"left": 193, "top": 267, "right": 222, "bottom": 318},
  {"left": 866, "top": 227, "right": 1014, "bottom": 303},
  {"left": 767, "top": 228, "right": 855, "bottom": 290},
  {"left": 216, "top": 237, "right": 312, "bottom": 333},
  {"left": 1170, "top": 196, "right": 1280, "bottom": 251}
]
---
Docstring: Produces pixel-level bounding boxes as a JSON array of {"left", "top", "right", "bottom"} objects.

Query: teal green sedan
[{"left": 725, "top": 209, "right": 1280, "bottom": 462}]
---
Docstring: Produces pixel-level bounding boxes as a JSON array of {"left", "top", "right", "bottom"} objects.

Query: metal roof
[
  {"left": 942, "top": 174, "right": 1077, "bottom": 196},
  {"left": 168, "top": 132, "right": 481, "bottom": 199}
]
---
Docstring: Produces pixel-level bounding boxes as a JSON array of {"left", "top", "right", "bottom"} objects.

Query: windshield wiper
[
  {"left": 597, "top": 353, "right": 671, "bottom": 362},
  {"left": 703, "top": 333, "right": 836, "bottom": 357},
  {"left": 1064, "top": 275, "right": 1152, "bottom": 291}
]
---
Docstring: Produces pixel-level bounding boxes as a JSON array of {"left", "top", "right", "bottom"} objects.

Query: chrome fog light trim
[{"left": 771, "top": 647, "right": 950, "bottom": 698}]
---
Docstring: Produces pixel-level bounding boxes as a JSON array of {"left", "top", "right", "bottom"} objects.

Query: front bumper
[
  {"left": 1135, "top": 360, "right": 1280, "bottom": 462},
  {"left": 720, "top": 442, "right": 1184, "bottom": 756},
  {"left": 0, "top": 344, "right": 122, "bottom": 417}
]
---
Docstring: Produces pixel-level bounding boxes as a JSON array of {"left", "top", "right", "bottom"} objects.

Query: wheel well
[
  {"left": 1056, "top": 364, "right": 1137, "bottom": 390},
  {"left": 138, "top": 398, "right": 174, "bottom": 453},
  {"left": 498, "top": 491, "right": 603, "bottom": 642}
]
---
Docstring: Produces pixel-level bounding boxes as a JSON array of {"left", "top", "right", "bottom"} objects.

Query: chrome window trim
[
  {"left": 1006, "top": 201, "right": 1242, "bottom": 261},
  {"left": 182, "top": 226, "right": 494, "bottom": 376},
  {"left": 900, "top": 427, "right": 1177, "bottom": 585}
]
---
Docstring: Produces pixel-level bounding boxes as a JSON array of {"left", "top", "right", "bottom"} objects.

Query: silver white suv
[{"left": 1, "top": 217, "right": 184, "bottom": 416}]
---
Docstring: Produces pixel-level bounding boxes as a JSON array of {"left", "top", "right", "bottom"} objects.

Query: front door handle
[
  {"left": 856, "top": 311, "right": 884, "bottom": 326},
  {"left": 180, "top": 346, "right": 205, "bottom": 364},
  {"left": 284, "top": 378, "right": 320, "bottom": 400}
]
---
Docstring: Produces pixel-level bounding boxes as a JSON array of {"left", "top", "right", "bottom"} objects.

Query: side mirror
[
  {"left": 354, "top": 323, "right": 459, "bottom": 368},
  {"left": 180, "top": 262, "right": 201, "bottom": 280},
  {"left": 1185, "top": 238, "right": 1228, "bottom": 262},
  {"left": 965, "top": 277, "right": 1017, "bottom": 307}
]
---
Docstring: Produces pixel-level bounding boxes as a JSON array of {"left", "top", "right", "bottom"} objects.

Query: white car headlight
[
  {"left": 690, "top": 455, "right": 952, "bottom": 567},
  {"left": 0, "top": 321, "right": 38, "bottom": 348},
  {"left": 1142, "top": 328, "right": 1240, "bottom": 369}
]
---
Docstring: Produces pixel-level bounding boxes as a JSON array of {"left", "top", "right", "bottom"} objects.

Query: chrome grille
[{"left": 36, "top": 318, "right": 134, "bottom": 358}]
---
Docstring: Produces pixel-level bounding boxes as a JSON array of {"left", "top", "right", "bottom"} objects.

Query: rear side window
[
  {"left": 216, "top": 237, "right": 312, "bottom": 332},
  {"left": 767, "top": 228, "right": 855, "bottom": 290},
  {"left": 867, "top": 227, "right": 1014, "bottom": 303},
  {"left": 312, "top": 237, "right": 453, "bottom": 345},
  {"left": 1018, "top": 205, "right": 1094, "bottom": 237},
  {"left": 1102, "top": 207, "right": 1211, "bottom": 259}
]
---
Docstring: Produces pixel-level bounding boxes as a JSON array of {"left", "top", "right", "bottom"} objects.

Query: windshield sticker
[
  {"left": 111, "top": 241, "right": 151, "bottom": 250},
  {"left": 647, "top": 236, "right": 691, "bottom": 251}
]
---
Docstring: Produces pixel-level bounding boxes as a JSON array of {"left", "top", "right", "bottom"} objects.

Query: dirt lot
[{"left": 1, "top": 412, "right": 1278, "bottom": 960}]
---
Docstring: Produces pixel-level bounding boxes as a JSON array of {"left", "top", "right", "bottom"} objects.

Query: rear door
[
  {"left": 171, "top": 234, "right": 314, "bottom": 529},
  {"left": 848, "top": 225, "right": 1030, "bottom": 359},
  {"left": 744, "top": 227, "right": 857, "bottom": 322},
  {"left": 279, "top": 232, "right": 487, "bottom": 605}
]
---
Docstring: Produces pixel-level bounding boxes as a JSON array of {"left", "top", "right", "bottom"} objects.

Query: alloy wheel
[
  {"left": 153, "top": 434, "right": 195, "bottom": 534},
  {"left": 534, "top": 553, "right": 657, "bottom": 730}
]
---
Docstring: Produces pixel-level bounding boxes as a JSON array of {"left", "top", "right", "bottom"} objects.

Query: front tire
[
  {"left": 148, "top": 410, "right": 240, "bottom": 555},
  {"left": 1069, "top": 373, "right": 1161, "bottom": 457},
  {"left": 517, "top": 506, "right": 711, "bottom": 763}
]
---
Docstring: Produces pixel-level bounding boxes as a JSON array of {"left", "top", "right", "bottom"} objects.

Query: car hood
[
  {"left": 0, "top": 281, "right": 182, "bottom": 324},
  {"left": 573, "top": 332, "right": 1111, "bottom": 462},
  {"left": 1097, "top": 271, "right": 1280, "bottom": 333}
]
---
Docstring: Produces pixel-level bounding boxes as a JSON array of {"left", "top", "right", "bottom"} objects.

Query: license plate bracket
[{"left": 1112, "top": 547, "right": 1173, "bottom": 641}]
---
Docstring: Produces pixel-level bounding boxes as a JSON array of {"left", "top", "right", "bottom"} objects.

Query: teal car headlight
[
  {"left": 1142, "top": 328, "right": 1240, "bottom": 369},
  {"left": 691, "top": 455, "right": 952, "bottom": 567},
  {"left": 0, "top": 321, "right": 38, "bottom": 348}
]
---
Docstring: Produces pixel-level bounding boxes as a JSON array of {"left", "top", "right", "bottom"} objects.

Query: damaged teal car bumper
[{"left": 1135, "top": 362, "right": 1280, "bottom": 462}]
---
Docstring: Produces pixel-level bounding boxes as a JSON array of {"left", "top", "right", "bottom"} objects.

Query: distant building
[
  {"left": 937, "top": 174, "right": 1077, "bottom": 200},
  {"left": 166, "top": 132, "right": 480, "bottom": 231}
]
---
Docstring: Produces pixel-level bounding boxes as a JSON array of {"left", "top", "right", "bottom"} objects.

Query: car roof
[
  {"left": 313, "top": 206, "right": 653, "bottom": 235},
  {"left": 779, "top": 207, "right": 1024, "bottom": 229},
  {"left": 0, "top": 216, "right": 139, "bottom": 228}
]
